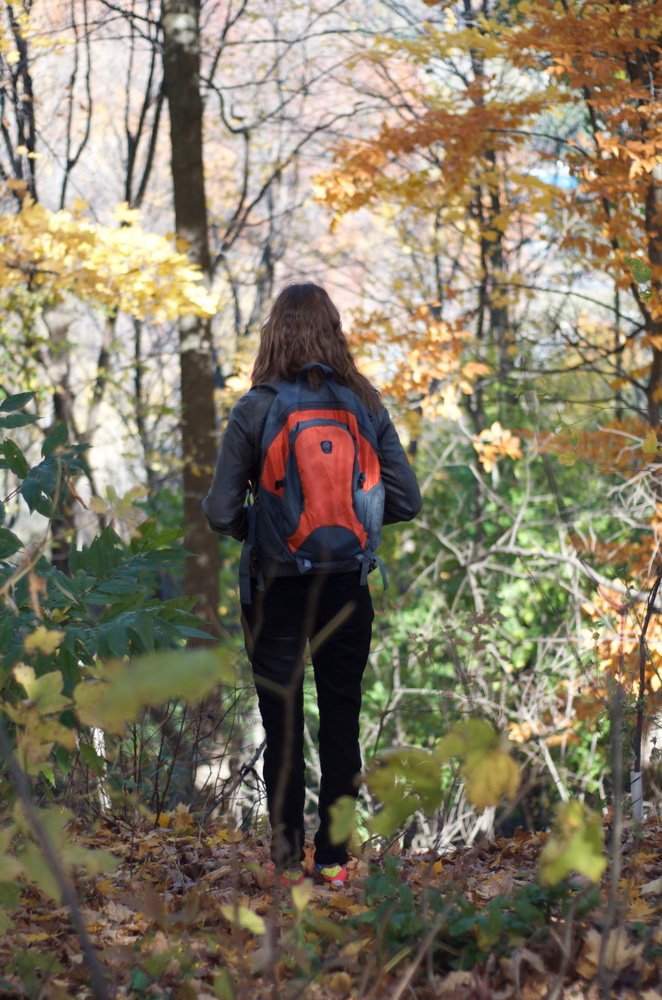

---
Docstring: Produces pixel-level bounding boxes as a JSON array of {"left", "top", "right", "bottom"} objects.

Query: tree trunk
[
  {"left": 645, "top": 163, "right": 662, "bottom": 428},
  {"left": 162, "top": 0, "right": 219, "bottom": 637}
]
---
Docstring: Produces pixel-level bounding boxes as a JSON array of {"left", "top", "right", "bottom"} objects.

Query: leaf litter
[{"left": 1, "top": 814, "right": 662, "bottom": 999}]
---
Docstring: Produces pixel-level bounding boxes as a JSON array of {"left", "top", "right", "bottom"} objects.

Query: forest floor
[{"left": 1, "top": 810, "right": 662, "bottom": 1000}]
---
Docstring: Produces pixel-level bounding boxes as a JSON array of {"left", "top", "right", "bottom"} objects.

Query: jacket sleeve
[
  {"left": 375, "top": 406, "right": 423, "bottom": 524},
  {"left": 202, "top": 393, "right": 258, "bottom": 541}
]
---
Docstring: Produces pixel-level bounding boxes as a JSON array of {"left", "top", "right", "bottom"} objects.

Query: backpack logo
[{"left": 252, "top": 364, "right": 385, "bottom": 580}]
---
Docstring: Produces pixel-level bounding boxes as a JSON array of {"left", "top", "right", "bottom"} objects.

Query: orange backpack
[{"left": 239, "top": 364, "right": 386, "bottom": 602}]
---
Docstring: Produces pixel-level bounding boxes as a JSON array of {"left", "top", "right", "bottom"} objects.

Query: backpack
[{"left": 239, "top": 363, "right": 387, "bottom": 603}]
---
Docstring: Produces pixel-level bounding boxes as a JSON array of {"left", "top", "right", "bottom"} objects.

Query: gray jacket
[{"left": 202, "top": 386, "right": 422, "bottom": 546}]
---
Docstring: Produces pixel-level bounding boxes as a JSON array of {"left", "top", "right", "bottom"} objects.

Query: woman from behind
[{"left": 203, "top": 283, "right": 422, "bottom": 886}]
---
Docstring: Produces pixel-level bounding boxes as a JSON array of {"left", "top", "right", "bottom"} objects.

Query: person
[{"left": 202, "top": 283, "right": 422, "bottom": 887}]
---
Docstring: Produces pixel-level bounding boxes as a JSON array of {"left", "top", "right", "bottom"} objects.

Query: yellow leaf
[
  {"left": 0, "top": 854, "right": 23, "bottom": 880},
  {"left": 113, "top": 202, "right": 141, "bottom": 225},
  {"left": 219, "top": 904, "right": 265, "bottom": 935},
  {"left": 12, "top": 663, "right": 36, "bottom": 693},
  {"left": 326, "top": 972, "right": 352, "bottom": 995},
  {"left": 436, "top": 720, "right": 521, "bottom": 811},
  {"left": 642, "top": 429, "right": 659, "bottom": 455},
  {"left": 74, "top": 647, "right": 235, "bottom": 731},
  {"left": 629, "top": 896, "right": 652, "bottom": 920},
  {"left": 463, "top": 748, "right": 521, "bottom": 811},
  {"left": 291, "top": 879, "right": 314, "bottom": 914},
  {"left": 576, "top": 926, "right": 643, "bottom": 979},
  {"left": 558, "top": 451, "right": 577, "bottom": 467},
  {"left": 24, "top": 626, "right": 66, "bottom": 656}
]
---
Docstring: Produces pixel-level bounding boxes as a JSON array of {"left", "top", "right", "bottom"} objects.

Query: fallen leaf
[
  {"left": 291, "top": 879, "right": 314, "bottom": 913},
  {"left": 641, "top": 877, "right": 662, "bottom": 895},
  {"left": 628, "top": 896, "right": 652, "bottom": 920},
  {"left": 219, "top": 904, "right": 265, "bottom": 936},
  {"left": 576, "top": 927, "right": 643, "bottom": 979},
  {"left": 436, "top": 970, "right": 474, "bottom": 998},
  {"left": 325, "top": 971, "right": 352, "bottom": 996}
]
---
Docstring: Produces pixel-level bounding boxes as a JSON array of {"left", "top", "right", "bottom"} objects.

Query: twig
[
  {"left": 635, "top": 564, "right": 662, "bottom": 773},
  {"left": 201, "top": 737, "right": 266, "bottom": 824},
  {"left": 544, "top": 886, "right": 591, "bottom": 1000},
  {"left": 0, "top": 717, "right": 112, "bottom": 1000},
  {"left": 0, "top": 457, "right": 63, "bottom": 611},
  {"left": 599, "top": 684, "right": 625, "bottom": 998}
]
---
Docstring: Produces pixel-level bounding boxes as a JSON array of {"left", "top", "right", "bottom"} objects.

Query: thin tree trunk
[{"left": 162, "top": 0, "right": 219, "bottom": 638}]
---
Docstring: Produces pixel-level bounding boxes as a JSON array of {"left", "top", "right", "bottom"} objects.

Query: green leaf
[
  {"left": 20, "top": 844, "right": 60, "bottom": 900},
  {"left": 1, "top": 439, "right": 29, "bottom": 478},
  {"left": 130, "top": 969, "right": 153, "bottom": 992},
  {"left": 30, "top": 459, "right": 59, "bottom": 495},
  {"left": 436, "top": 718, "right": 499, "bottom": 761},
  {"left": 105, "top": 618, "right": 129, "bottom": 659},
  {"left": 0, "top": 392, "right": 35, "bottom": 412},
  {"left": 329, "top": 795, "right": 357, "bottom": 846},
  {"left": 42, "top": 422, "right": 68, "bottom": 458},
  {"left": 34, "top": 495, "right": 55, "bottom": 518},
  {"left": 538, "top": 801, "right": 607, "bottom": 886},
  {"left": 624, "top": 255, "right": 653, "bottom": 284},
  {"left": 0, "top": 412, "right": 38, "bottom": 428},
  {"left": 128, "top": 610, "right": 155, "bottom": 653},
  {"left": 0, "top": 880, "right": 20, "bottom": 908},
  {"left": 79, "top": 742, "right": 106, "bottom": 776},
  {"left": 55, "top": 745, "right": 74, "bottom": 777},
  {"left": 140, "top": 527, "right": 186, "bottom": 552},
  {"left": 92, "top": 578, "right": 141, "bottom": 596},
  {"left": 19, "top": 477, "right": 43, "bottom": 513},
  {"left": 370, "top": 795, "right": 420, "bottom": 837},
  {"left": 213, "top": 969, "right": 236, "bottom": 1000},
  {"left": 0, "top": 528, "right": 22, "bottom": 559}
]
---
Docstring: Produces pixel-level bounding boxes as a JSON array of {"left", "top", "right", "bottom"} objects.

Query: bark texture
[{"left": 162, "top": 0, "right": 219, "bottom": 636}]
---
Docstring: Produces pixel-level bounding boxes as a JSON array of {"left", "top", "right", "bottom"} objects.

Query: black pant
[{"left": 241, "top": 570, "right": 374, "bottom": 867}]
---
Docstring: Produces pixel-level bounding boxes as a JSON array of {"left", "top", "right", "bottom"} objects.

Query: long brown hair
[{"left": 251, "top": 283, "right": 381, "bottom": 413}]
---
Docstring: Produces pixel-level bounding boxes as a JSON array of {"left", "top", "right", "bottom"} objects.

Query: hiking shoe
[
  {"left": 269, "top": 862, "right": 305, "bottom": 887},
  {"left": 313, "top": 862, "right": 347, "bottom": 887}
]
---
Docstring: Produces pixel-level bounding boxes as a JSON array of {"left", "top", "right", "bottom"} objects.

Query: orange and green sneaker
[
  {"left": 269, "top": 862, "right": 304, "bottom": 887},
  {"left": 313, "top": 862, "right": 347, "bottom": 887}
]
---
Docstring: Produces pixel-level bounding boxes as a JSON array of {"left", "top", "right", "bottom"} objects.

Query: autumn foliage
[{"left": 3, "top": 0, "right": 662, "bottom": 998}]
